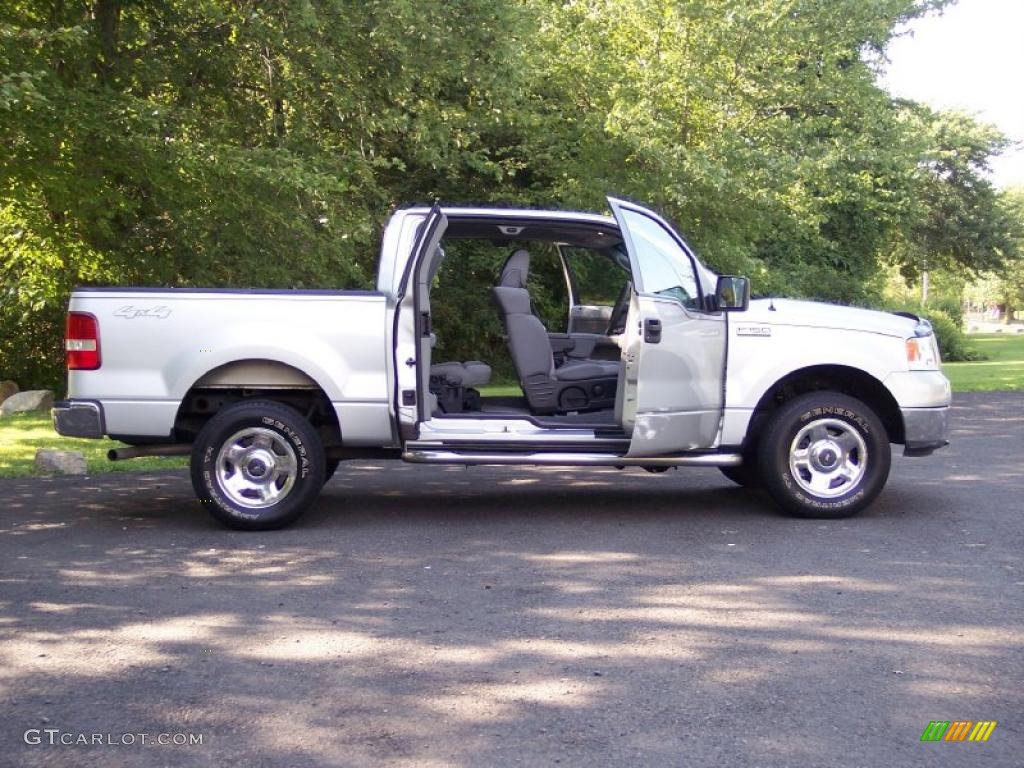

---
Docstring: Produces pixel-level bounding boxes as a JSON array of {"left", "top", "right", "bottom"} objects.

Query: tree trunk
[{"left": 93, "top": 0, "right": 121, "bottom": 83}]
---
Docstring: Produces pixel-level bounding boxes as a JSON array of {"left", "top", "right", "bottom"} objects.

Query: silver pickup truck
[{"left": 54, "top": 197, "right": 951, "bottom": 529}]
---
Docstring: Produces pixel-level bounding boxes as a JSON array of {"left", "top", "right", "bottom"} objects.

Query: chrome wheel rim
[
  {"left": 788, "top": 418, "right": 867, "bottom": 498},
  {"left": 215, "top": 427, "right": 297, "bottom": 509}
]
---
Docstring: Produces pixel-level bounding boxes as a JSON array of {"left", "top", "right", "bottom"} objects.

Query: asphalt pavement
[{"left": 1, "top": 391, "right": 1021, "bottom": 767}]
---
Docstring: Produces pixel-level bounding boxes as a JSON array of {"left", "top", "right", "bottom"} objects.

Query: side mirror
[{"left": 715, "top": 275, "right": 750, "bottom": 312}]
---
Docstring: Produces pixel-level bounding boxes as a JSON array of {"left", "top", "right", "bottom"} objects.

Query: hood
[{"left": 741, "top": 298, "right": 918, "bottom": 338}]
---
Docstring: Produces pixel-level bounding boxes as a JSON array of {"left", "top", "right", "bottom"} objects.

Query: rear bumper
[
  {"left": 52, "top": 399, "right": 105, "bottom": 439},
  {"left": 901, "top": 406, "right": 949, "bottom": 456}
]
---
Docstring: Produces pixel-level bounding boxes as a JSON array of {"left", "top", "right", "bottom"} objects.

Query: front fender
[
  {"left": 721, "top": 325, "right": 908, "bottom": 446},
  {"left": 726, "top": 325, "right": 906, "bottom": 410}
]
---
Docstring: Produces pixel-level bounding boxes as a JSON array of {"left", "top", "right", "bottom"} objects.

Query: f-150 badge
[
  {"left": 114, "top": 305, "right": 172, "bottom": 320},
  {"left": 736, "top": 325, "right": 771, "bottom": 337}
]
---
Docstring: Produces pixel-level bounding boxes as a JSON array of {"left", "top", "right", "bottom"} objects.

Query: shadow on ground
[{"left": 0, "top": 392, "right": 1021, "bottom": 767}]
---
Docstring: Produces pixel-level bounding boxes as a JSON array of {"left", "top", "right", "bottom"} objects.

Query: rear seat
[
  {"left": 430, "top": 361, "right": 491, "bottom": 388},
  {"left": 429, "top": 361, "right": 491, "bottom": 413}
]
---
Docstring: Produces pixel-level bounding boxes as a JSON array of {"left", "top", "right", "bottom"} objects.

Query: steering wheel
[{"left": 605, "top": 280, "right": 632, "bottom": 335}]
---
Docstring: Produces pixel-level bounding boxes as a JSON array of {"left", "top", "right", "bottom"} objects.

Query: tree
[
  {"left": 964, "top": 188, "right": 1024, "bottom": 322},
  {"left": 1, "top": 0, "right": 536, "bottom": 387},
  {"left": 1, "top": 0, "right": 1019, "bottom": 390},
  {"left": 889, "top": 107, "right": 1018, "bottom": 297}
]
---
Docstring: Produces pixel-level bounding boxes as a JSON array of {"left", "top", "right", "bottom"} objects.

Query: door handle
[
  {"left": 644, "top": 318, "right": 662, "bottom": 344},
  {"left": 405, "top": 357, "right": 416, "bottom": 367}
]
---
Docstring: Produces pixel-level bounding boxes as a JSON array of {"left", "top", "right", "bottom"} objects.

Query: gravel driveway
[{"left": 1, "top": 391, "right": 1021, "bottom": 767}]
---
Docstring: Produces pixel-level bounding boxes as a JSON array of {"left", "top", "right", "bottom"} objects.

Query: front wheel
[
  {"left": 758, "top": 392, "right": 890, "bottom": 519},
  {"left": 191, "top": 400, "right": 326, "bottom": 530}
]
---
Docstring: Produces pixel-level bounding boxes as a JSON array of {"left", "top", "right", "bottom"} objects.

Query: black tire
[
  {"left": 190, "top": 400, "right": 325, "bottom": 530},
  {"left": 325, "top": 459, "right": 340, "bottom": 482},
  {"left": 718, "top": 458, "right": 763, "bottom": 489},
  {"left": 757, "top": 392, "right": 890, "bottom": 519}
]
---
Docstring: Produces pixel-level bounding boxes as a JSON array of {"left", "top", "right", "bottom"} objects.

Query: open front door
[
  {"left": 608, "top": 197, "right": 727, "bottom": 457},
  {"left": 394, "top": 205, "right": 448, "bottom": 438}
]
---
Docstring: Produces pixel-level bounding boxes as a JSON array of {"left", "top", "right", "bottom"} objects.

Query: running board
[{"left": 402, "top": 450, "right": 742, "bottom": 468}]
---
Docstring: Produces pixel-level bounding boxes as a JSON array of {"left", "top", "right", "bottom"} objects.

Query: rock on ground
[
  {"left": 0, "top": 389, "right": 54, "bottom": 416},
  {"left": 0, "top": 380, "right": 17, "bottom": 405},
  {"left": 34, "top": 449, "right": 87, "bottom": 475}
]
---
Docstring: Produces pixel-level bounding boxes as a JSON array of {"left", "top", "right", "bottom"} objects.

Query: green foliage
[
  {"left": 887, "top": 108, "right": 1020, "bottom": 282},
  {"left": 431, "top": 240, "right": 570, "bottom": 381},
  {"left": 925, "top": 296, "right": 965, "bottom": 330},
  {"left": 0, "top": 0, "right": 1019, "bottom": 389},
  {"left": 965, "top": 189, "right": 1024, "bottom": 321},
  {"left": 920, "top": 308, "right": 980, "bottom": 362},
  {"left": 880, "top": 295, "right": 979, "bottom": 362}
]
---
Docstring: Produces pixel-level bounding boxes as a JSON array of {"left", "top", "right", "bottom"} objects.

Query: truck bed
[{"left": 66, "top": 287, "right": 392, "bottom": 442}]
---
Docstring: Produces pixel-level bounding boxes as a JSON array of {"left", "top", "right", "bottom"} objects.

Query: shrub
[
  {"left": 880, "top": 301, "right": 983, "bottom": 362},
  {"left": 925, "top": 297, "right": 965, "bottom": 330},
  {"left": 920, "top": 309, "right": 984, "bottom": 362}
]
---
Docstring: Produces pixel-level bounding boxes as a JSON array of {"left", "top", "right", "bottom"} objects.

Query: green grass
[
  {"left": 478, "top": 382, "right": 524, "bottom": 397},
  {"left": 0, "top": 413, "right": 186, "bottom": 478},
  {"left": 944, "top": 332, "right": 1024, "bottom": 392}
]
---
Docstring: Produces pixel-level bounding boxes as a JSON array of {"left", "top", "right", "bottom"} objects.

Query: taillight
[{"left": 66, "top": 312, "right": 101, "bottom": 370}]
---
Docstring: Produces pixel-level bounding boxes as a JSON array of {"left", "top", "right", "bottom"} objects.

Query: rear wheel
[
  {"left": 757, "top": 392, "right": 890, "bottom": 519},
  {"left": 191, "top": 400, "right": 325, "bottom": 530}
]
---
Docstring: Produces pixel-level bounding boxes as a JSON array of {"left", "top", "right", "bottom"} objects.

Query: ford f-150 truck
[{"left": 53, "top": 197, "right": 951, "bottom": 530}]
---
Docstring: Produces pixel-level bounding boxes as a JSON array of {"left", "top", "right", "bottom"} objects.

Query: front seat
[{"left": 494, "top": 250, "right": 618, "bottom": 414}]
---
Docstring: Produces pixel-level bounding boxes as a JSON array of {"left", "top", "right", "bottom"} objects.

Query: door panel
[
  {"left": 626, "top": 295, "right": 725, "bottom": 455},
  {"left": 614, "top": 290, "right": 642, "bottom": 431},
  {"left": 395, "top": 206, "right": 447, "bottom": 435},
  {"left": 607, "top": 197, "right": 726, "bottom": 456},
  {"left": 558, "top": 244, "right": 626, "bottom": 335},
  {"left": 568, "top": 304, "right": 612, "bottom": 334}
]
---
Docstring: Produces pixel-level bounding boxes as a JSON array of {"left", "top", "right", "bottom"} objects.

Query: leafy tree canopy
[{"left": 1, "top": 0, "right": 1019, "bottom": 387}]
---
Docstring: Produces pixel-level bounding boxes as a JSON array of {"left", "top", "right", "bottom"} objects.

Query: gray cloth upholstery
[
  {"left": 430, "top": 361, "right": 491, "bottom": 388},
  {"left": 493, "top": 249, "right": 618, "bottom": 414},
  {"left": 493, "top": 286, "right": 554, "bottom": 379},
  {"left": 459, "top": 361, "right": 491, "bottom": 387},
  {"left": 492, "top": 285, "right": 532, "bottom": 315},
  {"left": 552, "top": 360, "right": 619, "bottom": 381},
  {"left": 499, "top": 249, "right": 530, "bottom": 289}
]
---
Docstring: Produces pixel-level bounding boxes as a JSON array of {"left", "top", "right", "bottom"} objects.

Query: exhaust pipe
[{"left": 108, "top": 444, "right": 192, "bottom": 461}]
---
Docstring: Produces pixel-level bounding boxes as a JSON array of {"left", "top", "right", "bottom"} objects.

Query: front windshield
[{"left": 620, "top": 209, "right": 701, "bottom": 309}]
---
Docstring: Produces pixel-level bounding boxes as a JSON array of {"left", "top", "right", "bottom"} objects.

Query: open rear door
[
  {"left": 608, "top": 197, "right": 726, "bottom": 457},
  {"left": 394, "top": 205, "right": 448, "bottom": 438}
]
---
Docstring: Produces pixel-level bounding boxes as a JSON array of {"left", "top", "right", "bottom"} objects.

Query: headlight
[{"left": 906, "top": 333, "right": 941, "bottom": 370}]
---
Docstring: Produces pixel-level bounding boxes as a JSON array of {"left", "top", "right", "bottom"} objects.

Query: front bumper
[
  {"left": 901, "top": 406, "right": 949, "bottom": 456},
  {"left": 52, "top": 399, "right": 105, "bottom": 439}
]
